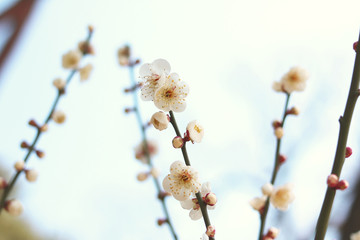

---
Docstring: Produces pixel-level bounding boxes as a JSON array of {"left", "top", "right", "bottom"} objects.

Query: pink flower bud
[
  {"left": 337, "top": 180, "right": 349, "bottom": 190},
  {"left": 25, "top": 169, "right": 38, "bottom": 182},
  {"left": 20, "top": 141, "right": 29, "bottom": 149},
  {"left": 28, "top": 119, "right": 39, "bottom": 128},
  {"left": 345, "top": 147, "right": 352, "bottom": 158},
  {"left": 268, "top": 227, "right": 280, "bottom": 238},
  {"left": 36, "top": 150, "right": 45, "bottom": 159},
  {"left": 274, "top": 127, "right": 284, "bottom": 139},
  {"left": 5, "top": 199, "right": 23, "bottom": 216},
  {"left": 157, "top": 218, "right": 168, "bottom": 226},
  {"left": 272, "top": 120, "right": 282, "bottom": 129},
  {"left": 354, "top": 41, "right": 358, "bottom": 52},
  {"left": 206, "top": 225, "right": 215, "bottom": 238},
  {"left": 204, "top": 193, "right": 217, "bottom": 206},
  {"left": 278, "top": 155, "right": 287, "bottom": 164},
  {"left": 0, "top": 177, "right": 8, "bottom": 189},
  {"left": 327, "top": 174, "right": 339, "bottom": 188}
]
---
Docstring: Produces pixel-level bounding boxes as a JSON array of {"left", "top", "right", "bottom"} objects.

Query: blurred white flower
[
  {"left": 62, "top": 50, "right": 82, "bottom": 69},
  {"left": 53, "top": 78, "right": 66, "bottom": 90},
  {"left": 134, "top": 140, "right": 158, "bottom": 164},
  {"left": 163, "top": 161, "right": 201, "bottom": 201},
  {"left": 250, "top": 195, "right": 267, "bottom": 211},
  {"left": 5, "top": 199, "right": 23, "bottom": 216},
  {"left": 351, "top": 230, "right": 360, "bottom": 240},
  {"left": 270, "top": 183, "right": 295, "bottom": 211},
  {"left": 186, "top": 120, "right": 204, "bottom": 143},
  {"left": 79, "top": 63, "right": 93, "bottom": 81},
  {"left": 52, "top": 110, "right": 66, "bottom": 124},
  {"left": 139, "top": 59, "right": 170, "bottom": 101},
  {"left": 273, "top": 66, "right": 309, "bottom": 94},
  {"left": 261, "top": 183, "right": 274, "bottom": 196},
  {"left": 180, "top": 182, "right": 215, "bottom": 220},
  {"left": 153, "top": 73, "right": 189, "bottom": 112}
]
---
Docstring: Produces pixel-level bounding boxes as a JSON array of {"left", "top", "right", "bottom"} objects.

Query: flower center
[
  {"left": 289, "top": 73, "right": 299, "bottom": 82},
  {"left": 194, "top": 125, "right": 201, "bottom": 133},
  {"left": 181, "top": 171, "right": 192, "bottom": 183},
  {"left": 164, "top": 86, "right": 176, "bottom": 98}
]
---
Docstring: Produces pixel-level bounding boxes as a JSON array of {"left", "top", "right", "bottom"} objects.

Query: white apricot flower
[
  {"left": 351, "top": 230, "right": 360, "bottom": 240},
  {"left": 150, "top": 111, "right": 169, "bottom": 131},
  {"left": 79, "top": 63, "right": 93, "bottom": 81},
  {"left": 134, "top": 140, "right": 158, "bottom": 164},
  {"left": 62, "top": 49, "right": 82, "bottom": 69},
  {"left": 273, "top": 66, "right": 309, "bottom": 93},
  {"left": 139, "top": 59, "right": 170, "bottom": 101},
  {"left": 180, "top": 182, "right": 216, "bottom": 220},
  {"left": 270, "top": 183, "right": 295, "bottom": 211},
  {"left": 162, "top": 161, "right": 201, "bottom": 201},
  {"left": 250, "top": 195, "right": 267, "bottom": 211},
  {"left": 186, "top": 120, "right": 204, "bottom": 143},
  {"left": 153, "top": 73, "right": 189, "bottom": 112}
]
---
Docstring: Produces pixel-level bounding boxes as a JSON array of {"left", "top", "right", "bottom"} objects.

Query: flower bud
[
  {"left": 268, "top": 227, "right": 280, "bottom": 238},
  {"left": 136, "top": 172, "right": 149, "bottom": 182},
  {"left": 274, "top": 127, "right": 284, "bottom": 139},
  {"left": 28, "top": 119, "right": 39, "bottom": 128},
  {"left": 52, "top": 110, "right": 66, "bottom": 124},
  {"left": 287, "top": 106, "right": 300, "bottom": 116},
  {"left": 157, "top": 218, "right": 168, "bottom": 226},
  {"left": 327, "top": 174, "right": 339, "bottom": 188},
  {"left": 261, "top": 183, "right": 274, "bottom": 196},
  {"left": 337, "top": 180, "right": 349, "bottom": 190},
  {"left": 249, "top": 196, "right": 267, "bottom": 212},
  {"left": 36, "top": 150, "right": 45, "bottom": 159},
  {"left": 14, "top": 161, "right": 25, "bottom": 172},
  {"left": 345, "top": 147, "right": 352, "bottom": 158},
  {"left": 5, "top": 199, "right": 23, "bottom": 216},
  {"left": 20, "top": 141, "right": 29, "bottom": 149},
  {"left": 172, "top": 136, "right": 184, "bottom": 148},
  {"left": 0, "top": 177, "right": 8, "bottom": 189},
  {"left": 278, "top": 154, "right": 287, "bottom": 164},
  {"left": 53, "top": 78, "right": 66, "bottom": 90},
  {"left": 204, "top": 193, "right": 217, "bottom": 206},
  {"left": 354, "top": 41, "right": 358, "bottom": 52},
  {"left": 40, "top": 124, "right": 48, "bottom": 132},
  {"left": 150, "top": 167, "right": 160, "bottom": 178},
  {"left": 206, "top": 225, "right": 215, "bottom": 238},
  {"left": 25, "top": 169, "right": 38, "bottom": 182},
  {"left": 272, "top": 120, "right": 282, "bottom": 129},
  {"left": 150, "top": 111, "right": 169, "bottom": 131}
]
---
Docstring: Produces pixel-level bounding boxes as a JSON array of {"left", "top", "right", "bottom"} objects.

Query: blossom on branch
[
  {"left": 270, "top": 183, "right": 295, "bottom": 211},
  {"left": 273, "top": 66, "right": 309, "bottom": 94},
  {"left": 162, "top": 161, "right": 201, "bottom": 201}
]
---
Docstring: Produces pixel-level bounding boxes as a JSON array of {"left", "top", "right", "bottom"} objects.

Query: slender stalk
[
  {"left": 169, "top": 110, "right": 214, "bottom": 240},
  {"left": 258, "top": 93, "right": 291, "bottom": 240},
  {"left": 314, "top": 32, "right": 360, "bottom": 240},
  {"left": 0, "top": 30, "right": 93, "bottom": 213},
  {"left": 127, "top": 65, "right": 178, "bottom": 240}
]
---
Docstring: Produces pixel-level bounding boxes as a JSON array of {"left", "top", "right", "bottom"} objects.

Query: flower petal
[
  {"left": 201, "top": 182, "right": 211, "bottom": 195},
  {"left": 151, "top": 59, "right": 171, "bottom": 75},
  {"left": 189, "top": 208, "right": 203, "bottom": 220},
  {"left": 180, "top": 199, "right": 194, "bottom": 210},
  {"left": 139, "top": 63, "right": 152, "bottom": 78}
]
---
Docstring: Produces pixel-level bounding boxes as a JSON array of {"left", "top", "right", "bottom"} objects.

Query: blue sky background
[{"left": 1, "top": 0, "right": 360, "bottom": 239}]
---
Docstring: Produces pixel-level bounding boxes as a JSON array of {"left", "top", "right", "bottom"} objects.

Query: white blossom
[
  {"left": 62, "top": 50, "right": 82, "bottom": 69},
  {"left": 270, "top": 183, "right": 295, "bottom": 211},
  {"left": 79, "top": 63, "right": 93, "bottom": 81},
  {"left": 139, "top": 59, "right": 170, "bottom": 101},
  {"left": 162, "top": 161, "right": 201, "bottom": 201},
  {"left": 186, "top": 120, "right": 204, "bottom": 143},
  {"left": 153, "top": 73, "right": 189, "bottom": 112},
  {"left": 273, "top": 66, "right": 309, "bottom": 93},
  {"left": 250, "top": 196, "right": 267, "bottom": 211},
  {"left": 150, "top": 111, "right": 169, "bottom": 131}
]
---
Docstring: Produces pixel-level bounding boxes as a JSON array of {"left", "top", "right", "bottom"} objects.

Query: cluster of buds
[
  {"left": 13, "top": 161, "right": 39, "bottom": 182},
  {"left": 263, "top": 227, "right": 280, "bottom": 240},
  {"left": 327, "top": 174, "right": 349, "bottom": 190},
  {"left": 136, "top": 168, "right": 160, "bottom": 182},
  {"left": 20, "top": 141, "right": 45, "bottom": 159},
  {"left": 28, "top": 119, "right": 48, "bottom": 132}
]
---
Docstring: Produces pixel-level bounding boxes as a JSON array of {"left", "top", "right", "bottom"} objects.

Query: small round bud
[
  {"left": 261, "top": 183, "right": 274, "bottom": 196},
  {"left": 272, "top": 120, "right": 282, "bottom": 129},
  {"left": 249, "top": 196, "right": 267, "bottom": 212},
  {"left": 327, "top": 174, "right": 339, "bottom": 188},
  {"left": 150, "top": 168, "right": 160, "bottom": 178},
  {"left": 78, "top": 41, "right": 95, "bottom": 55},
  {"left": 268, "top": 227, "right": 280, "bottom": 238},
  {"left": 52, "top": 110, "right": 66, "bottom": 124},
  {"left": 172, "top": 136, "right": 184, "bottom": 149},
  {"left": 20, "top": 141, "right": 29, "bottom": 149},
  {"left": 274, "top": 127, "right": 284, "bottom": 139},
  {"left": 0, "top": 177, "right": 8, "bottom": 189},
  {"left": 337, "top": 180, "right": 349, "bottom": 190},
  {"left": 353, "top": 41, "right": 358, "bottom": 52},
  {"left": 28, "top": 119, "right": 39, "bottom": 127},
  {"left": 204, "top": 192, "right": 217, "bottom": 206},
  {"left": 36, "top": 150, "right": 45, "bottom": 159},
  {"left": 14, "top": 161, "right": 25, "bottom": 172},
  {"left": 206, "top": 225, "right": 215, "bottom": 238},
  {"left": 136, "top": 172, "right": 149, "bottom": 182},
  {"left": 278, "top": 154, "right": 287, "bottom": 164},
  {"left": 287, "top": 106, "right": 300, "bottom": 116},
  {"left": 150, "top": 111, "right": 169, "bottom": 131},
  {"left": 40, "top": 124, "right": 48, "bottom": 132},
  {"left": 53, "top": 78, "right": 66, "bottom": 90},
  {"left": 5, "top": 199, "right": 23, "bottom": 216},
  {"left": 25, "top": 169, "right": 38, "bottom": 182},
  {"left": 157, "top": 218, "right": 168, "bottom": 226},
  {"left": 345, "top": 147, "right": 352, "bottom": 158}
]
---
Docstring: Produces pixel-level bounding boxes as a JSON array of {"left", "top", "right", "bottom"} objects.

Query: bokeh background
[{"left": 1, "top": 0, "right": 360, "bottom": 239}]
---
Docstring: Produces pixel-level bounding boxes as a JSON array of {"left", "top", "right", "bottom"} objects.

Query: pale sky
[{"left": 1, "top": 0, "right": 360, "bottom": 239}]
